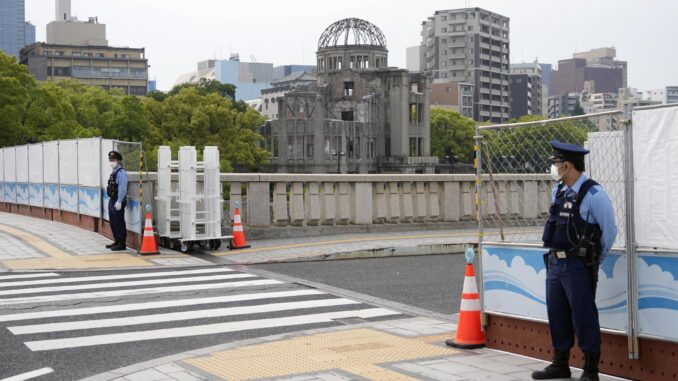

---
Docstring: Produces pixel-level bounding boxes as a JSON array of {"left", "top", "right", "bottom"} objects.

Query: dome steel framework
[{"left": 318, "top": 18, "right": 387, "bottom": 49}]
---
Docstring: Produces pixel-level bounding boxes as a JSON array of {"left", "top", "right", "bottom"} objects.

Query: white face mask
[
  {"left": 550, "top": 164, "right": 562, "bottom": 181},
  {"left": 109, "top": 161, "right": 118, "bottom": 169}
]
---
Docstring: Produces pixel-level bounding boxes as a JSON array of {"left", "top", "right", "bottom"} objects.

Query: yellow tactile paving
[
  {"left": 0, "top": 223, "right": 72, "bottom": 259},
  {"left": 186, "top": 328, "right": 458, "bottom": 381},
  {"left": 2, "top": 254, "right": 153, "bottom": 270}
]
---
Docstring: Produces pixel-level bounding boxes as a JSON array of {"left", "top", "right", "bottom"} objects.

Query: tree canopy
[
  {"left": 430, "top": 107, "right": 476, "bottom": 164},
  {"left": 0, "top": 51, "right": 269, "bottom": 172},
  {"left": 481, "top": 115, "right": 591, "bottom": 173}
]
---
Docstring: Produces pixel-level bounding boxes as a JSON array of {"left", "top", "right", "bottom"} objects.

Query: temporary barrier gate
[{"left": 475, "top": 105, "right": 678, "bottom": 380}]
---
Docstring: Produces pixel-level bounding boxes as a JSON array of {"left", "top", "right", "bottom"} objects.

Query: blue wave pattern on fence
[
  {"left": 29, "top": 183, "right": 44, "bottom": 207},
  {"left": 482, "top": 245, "right": 628, "bottom": 331},
  {"left": 78, "top": 187, "right": 102, "bottom": 217},
  {"left": 637, "top": 254, "right": 678, "bottom": 340}
]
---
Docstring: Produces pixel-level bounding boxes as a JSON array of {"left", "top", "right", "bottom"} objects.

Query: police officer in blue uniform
[
  {"left": 106, "top": 151, "right": 128, "bottom": 251},
  {"left": 532, "top": 140, "right": 617, "bottom": 381}
]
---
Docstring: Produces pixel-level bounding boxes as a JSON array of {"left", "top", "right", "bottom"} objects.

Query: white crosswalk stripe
[
  {"left": 0, "top": 267, "right": 232, "bottom": 288},
  {"left": 0, "top": 273, "right": 60, "bottom": 281},
  {"left": 0, "top": 289, "right": 324, "bottom": 323},
  {"left": 25, "top": 308, "right": 400, "bottom": 351},
  {"left": 0, "top": 279, "right": 282, "bottom": 305},
  {"left": 10, "top": 299, "right": 362, "bottom": 334},
  {"left": 0, "top": 268, "right": 406, "bottom": 354},
  {"left": 0, "top": 273, "right": 255, "bottom": 296}
]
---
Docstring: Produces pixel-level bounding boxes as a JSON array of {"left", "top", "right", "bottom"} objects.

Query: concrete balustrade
[
  {"left": 0, "top": 172, "right": 552, "bottom": 243},
  {"left": 186, "top": 173, "right": 552, "bottom": 228}
]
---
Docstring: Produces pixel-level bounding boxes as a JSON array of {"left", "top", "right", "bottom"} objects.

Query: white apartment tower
[{"left": 420, "top": 8, "right": 510, "bottom": 123}]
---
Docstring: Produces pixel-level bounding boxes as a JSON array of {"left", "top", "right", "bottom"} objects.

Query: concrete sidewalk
[
  {"left": 0, "top": 213, "right": 626, "bottom": 380},
  {"left": 0, "top": 212, "right": 211, "bottom": 270},
  {"left": 83, "top": 316, "right": 624, "bottom": 381}
]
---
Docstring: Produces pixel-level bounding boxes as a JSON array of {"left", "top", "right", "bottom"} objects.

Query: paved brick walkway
[{"left": 86, "top": 317, "right": 623, "bottom": 381}]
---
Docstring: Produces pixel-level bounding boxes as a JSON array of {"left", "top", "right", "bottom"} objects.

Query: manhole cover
[{"left": 333, "top": 317, "right": 370, "bottom": 325}]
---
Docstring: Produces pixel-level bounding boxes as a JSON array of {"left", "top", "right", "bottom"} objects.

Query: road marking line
[
  {"left": 24, "top": 308, "right": 400, "bottom": 351},
  {"left": 0, "top": 224, "right": 71, "bottom": 259},
  {"left": 0, "top": 273, "right": 255, "bottom": 296},
  {"left": 212, "top": 230, "right": 512, "bottom": 256},
  {"left": 0, "top": 267, "right": 233, "bottom": 288},
  {"left": 0, "top": 279, "right": 283, "bottom": 305},
  {"left": 0, "top": 290, "right": 324, "bottom": 322},
  {"left": 0, "top": 273, "right": 60, "bottom": 281},
  {"left": 0, "top": 367, "right": 54, "bottom": 381},
  {"left": 10, "top": 299, "right": 361, "bottom": 334}
]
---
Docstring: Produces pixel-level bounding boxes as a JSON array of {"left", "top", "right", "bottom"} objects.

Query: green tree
[
  {"left": 169, "top": 78, "right": 236, "bottom": 100},
  {"left": 0, "top": 52, "right": 37, "bottom": 146},
  {"left": 482, "top": 115, "right": 590, "bottom": 173},
  {"left": 142, "top": 87, "right": 269, "bottom": 172},
  {"left": 430, "top": 107, "right": 476, "bottom": 163}
]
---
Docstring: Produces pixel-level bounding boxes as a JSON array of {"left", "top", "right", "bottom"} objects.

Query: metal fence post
[
  {"left": 623, "top": 118, "right": 639, "bottom": 360},
  {"left": 474, "top": 125, "right": 487, "bottom": 327}
]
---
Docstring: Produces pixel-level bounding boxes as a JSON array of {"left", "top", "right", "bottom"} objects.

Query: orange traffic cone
[
  {"left": 446, "top": 247, "right": 485, "bottom": 349},
  {"left": 230, "top": 207, "right": 250, "bottom": 249},
  {"left": 138, "top": 212, "right": 160, "bottom": 255}
]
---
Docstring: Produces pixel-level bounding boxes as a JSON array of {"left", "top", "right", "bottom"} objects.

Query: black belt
[{"left": 548, "top": 249, "right": 585, "bottom": 259}]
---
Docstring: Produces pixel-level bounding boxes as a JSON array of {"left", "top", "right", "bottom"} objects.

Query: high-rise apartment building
[
  {"left": 509, "top": 62, "right": 542, "bottom": 118},
  {"left": 420, "top": 7, "right": 510, "bottom": 123}
]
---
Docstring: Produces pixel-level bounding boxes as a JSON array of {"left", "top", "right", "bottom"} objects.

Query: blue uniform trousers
[
  {"left": 545, "top": 254, "right": 601, "bottom": 354},
  {"left": 108, "top": 198, "right": 127, "bottom": 244}
]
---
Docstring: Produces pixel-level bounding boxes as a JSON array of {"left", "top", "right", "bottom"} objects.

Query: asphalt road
[
  {"left": 251, "top": 253, "right": 470, "bottom": 316},
  {"left": 0, "top": 266, "right": 408, "bottom": 381}
]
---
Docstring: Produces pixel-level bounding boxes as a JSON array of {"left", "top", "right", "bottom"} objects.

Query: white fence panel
[
  {"left": 58, "top": 140, "right": 78, "bottom": 185},
  {"left": 28, "top": 144, "right": 44, "bottom": 207},
  {"left": 0, "top": 148, "right": 4, "bottom": 202},
  {"left": 633, "top": 106, "right": 678, "bottom": 251},
  {"left": 3, "top": 148, "right": 16, "bottom": 203},
  {"left": 77, "top": 138, "right": 100, "bottom": 187},
  {"left": 58, "top": 140, "right": 78, "bottom": 212},
  {"left": 15, "top": 146, "right": 29, "bottom": 205},
  {"left": 43, "top": 141, "right": 60, "bottom": 209}
]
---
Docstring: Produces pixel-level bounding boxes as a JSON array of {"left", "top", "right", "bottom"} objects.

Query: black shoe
[
  {"left": 105, "top": 242, "right": 118, "bottom": 249},
  {"left": 532, "top": 350, "right": 571, "bottom": 379},
  {"left": 110, "top": 243, "right": 127, "bottom": 251},
  {"left": 578, "top": 352, "right": 600, "bottom": 381}
]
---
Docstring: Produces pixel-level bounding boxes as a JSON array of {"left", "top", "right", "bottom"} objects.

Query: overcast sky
[{"left": 25, "top": 0, "right": 678, "bottom": 92}]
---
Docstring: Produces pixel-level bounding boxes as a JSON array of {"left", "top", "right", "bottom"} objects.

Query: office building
[
  {"left": 551, "top": 47, "right": 627, "bottom": 95},
  {"left": 509, "top": 62, "right": 542, "bottom": 118},
  {"left": 20, "top": 0, "right": 148, "bottom": 95},
  {"left": 0, "top": 0, "right": 26, "bottom": 59}
]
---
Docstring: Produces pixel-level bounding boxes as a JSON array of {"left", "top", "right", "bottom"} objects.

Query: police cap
[
  {"left": 548, "top": 140, "right": 588, "bottom": 163},
  {"left": 108, "top": 151, "right": 123, "bottom": 161}
]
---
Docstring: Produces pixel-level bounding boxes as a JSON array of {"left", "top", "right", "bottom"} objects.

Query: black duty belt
[{"left": 548, "top": 249, "right": 585, "bottom": 259}]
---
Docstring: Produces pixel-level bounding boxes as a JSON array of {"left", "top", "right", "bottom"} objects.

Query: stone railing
[
  {"left": 131, "top": 173, "right": 552, "bottom": 230},
  {"left": 2, "top": 173, "right": 552, "bottom": 242}
]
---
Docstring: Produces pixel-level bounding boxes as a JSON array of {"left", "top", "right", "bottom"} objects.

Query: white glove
[{"left": 114, "top": 201, "right": 122, "bottom": 211}]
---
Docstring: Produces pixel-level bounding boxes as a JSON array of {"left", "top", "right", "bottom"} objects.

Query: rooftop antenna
[{"left": 250, "top": 55, "right": 257, "bottom": 63}]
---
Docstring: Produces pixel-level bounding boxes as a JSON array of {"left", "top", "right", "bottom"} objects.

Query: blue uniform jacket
[
  {"left": 550, "top": 174, "right": 618, "bottom": 263},
  {"left": 115, "top": 167, "right": 128, "bottom": 205}
]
